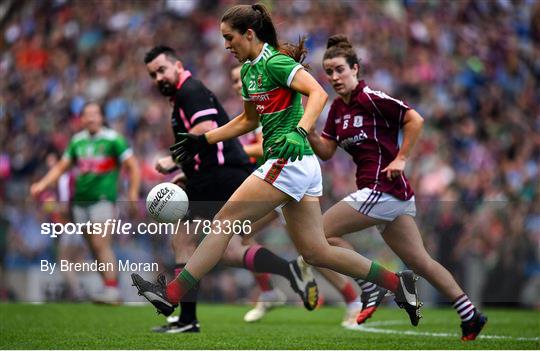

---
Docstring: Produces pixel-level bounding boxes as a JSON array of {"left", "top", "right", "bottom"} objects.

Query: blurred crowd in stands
[{"left": 1, "top": 0, "right": 538, "bottom": 307}]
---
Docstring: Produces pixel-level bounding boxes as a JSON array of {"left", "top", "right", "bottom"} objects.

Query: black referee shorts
[{"left": 185, "top": 165, "right": 253, "bottom": 220}]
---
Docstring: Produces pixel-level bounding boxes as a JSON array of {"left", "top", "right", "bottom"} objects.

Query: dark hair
[
  {"left": 221, "top": 3, "right": 309, "bottom": 68},
  {"left": 144, "top": 45, "right": 180, "bottom": 64},
  {"left": 81, "top": 101, "right": 103, "bottom": 116},
  {"left": 323, "top": 35, "right": 360, "bottom": 76}
]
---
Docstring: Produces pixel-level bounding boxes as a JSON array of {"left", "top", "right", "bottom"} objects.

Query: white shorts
[
  {"left": 72, "top": 200, "right": 118, "bottom": 224},
  {"left": 343, "top": 188, "right": 416, "bottom": 222},
  {"left": 253, "top": 155, "right": 323, "bottom": 202}
]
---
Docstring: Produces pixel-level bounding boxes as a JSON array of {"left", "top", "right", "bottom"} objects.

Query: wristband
[{"left": 296, "top": 126, "right": 308, "bottom": 138}]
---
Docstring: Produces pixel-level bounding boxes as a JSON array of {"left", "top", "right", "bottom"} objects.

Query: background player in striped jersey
[
  {"left": 231, "top": 65, "right": 364, "bottom": 327},
  {"left": 144, "top": 46, "right": 318, "bottom": 332},
  {"left": 307, "top": 35, "right": 488, "bottom": 340},
  {"left": 132, "top": 3, "right": 421, "bottom": 328},
  {"left": 30, "top": 102, "right": 141, "bottom": 304}
]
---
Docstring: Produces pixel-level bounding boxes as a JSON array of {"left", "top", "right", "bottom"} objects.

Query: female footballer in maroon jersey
[{"left": 308, "top": 35, "right": 487, "bottom": 341}]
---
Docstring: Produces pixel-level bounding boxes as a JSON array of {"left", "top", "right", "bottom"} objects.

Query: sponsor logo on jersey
[
  {"left": 249, "top": 87, "right": 293, "bottom": 114},
  {"left": 251, "top": 94, "right": 270, "bottom": 102},
  {"left": 78, "top": 156, "right": 118, "bottom": 173},
  {"left": 340, "top": 130, "right": 368, "bottom": 149}
]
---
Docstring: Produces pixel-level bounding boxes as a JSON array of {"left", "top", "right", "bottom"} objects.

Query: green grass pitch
[{"left": 1, "top": 303, "right": 538, "bottom": 349}]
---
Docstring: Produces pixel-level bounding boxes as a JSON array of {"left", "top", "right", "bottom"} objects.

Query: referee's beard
[{"left": 158, "top": 81, "right": 176, "bottom": 96}]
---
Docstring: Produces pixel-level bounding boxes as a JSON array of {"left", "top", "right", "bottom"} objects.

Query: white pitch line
[{"left": 346, "top": 320, "right": 539, "bottom": 342}]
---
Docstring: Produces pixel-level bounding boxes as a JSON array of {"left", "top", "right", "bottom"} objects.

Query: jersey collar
[
  {"left": 354, "top": 80, "right": 366, "bottom": 95},
  {"left": 342, "top": 80, "right": 366, "bottom": 105},
  {"left": 83, "top": 127, "right": 105, "bottom": 139},
  {"left": 248, "top": 43, "right": 269, "bottom": 66},
  {"left": 176, "top": 70, "right": 192, "bottom": 90}
]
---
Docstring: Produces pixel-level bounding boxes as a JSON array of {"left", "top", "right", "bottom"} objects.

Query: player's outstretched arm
[
  {"left": 30, "top": 157, "right": 71, "bottom": 197},
  {"left": 170, "top": 103, "right": 259, "bottom": 164},
  {"left": 205, "top": 101, "right": 259, "bottom": 144}
]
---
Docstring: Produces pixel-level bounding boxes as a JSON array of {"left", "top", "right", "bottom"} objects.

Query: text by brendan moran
[{"left": 40, "top": 260, "right": 158, "bottom": 275}]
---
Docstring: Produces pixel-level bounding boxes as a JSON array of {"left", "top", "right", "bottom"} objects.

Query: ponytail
[
  {"left": 222, "top": 3, "right": 309, "bottom": 68},
  {"left": 279, "top": 37, "right": 310, "bottom": 70},
  {"left": 250, "top": 4, "right": 278, "bottom": 49}
]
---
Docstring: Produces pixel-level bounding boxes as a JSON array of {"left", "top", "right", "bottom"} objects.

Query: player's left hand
[
  {"left": 155, "top": 156, "right": 179, "bottom": 174},
  {"left": 170, "top": 133, "right": 209, "bottom": 164},
  {"left": 274, "top": 127, "right": 308, "bottom": 162},
  {"left": 381, "top": 157, "right": 406, "bottom": 181}
]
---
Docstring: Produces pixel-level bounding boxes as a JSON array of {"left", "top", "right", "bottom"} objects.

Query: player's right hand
[
  {"left": 170, "top": 133, "right": 209, "bottom": 164},
  {"left": 30, "top": 182, "right": 45, "bottom": 197},
  {"left": 155, "top": 156, "right": 179, "bottom": 174}
]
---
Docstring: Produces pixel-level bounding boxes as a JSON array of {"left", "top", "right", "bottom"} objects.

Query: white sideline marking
[{"left": 346, "top": 320, "right": 539, "bottom": 342}]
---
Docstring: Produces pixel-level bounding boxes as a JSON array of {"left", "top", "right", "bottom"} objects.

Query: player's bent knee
[
  {"left": 221, "top": 244, "right": 245, "bottom": 266},
  {"left": 301, "top": 253, "right": 319, "bottom": 267},
  {"left": 300, "top": 246, "right": 331, "bottom": 268},
  {"left": 224, "top": 237, "right": 245, "bottom": 258},
  {"left": 323, "top": 226, "right": 340, "bottom": 239},
  {"left": 327, "top": 236, "right": 351, "bottom": 248}
]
